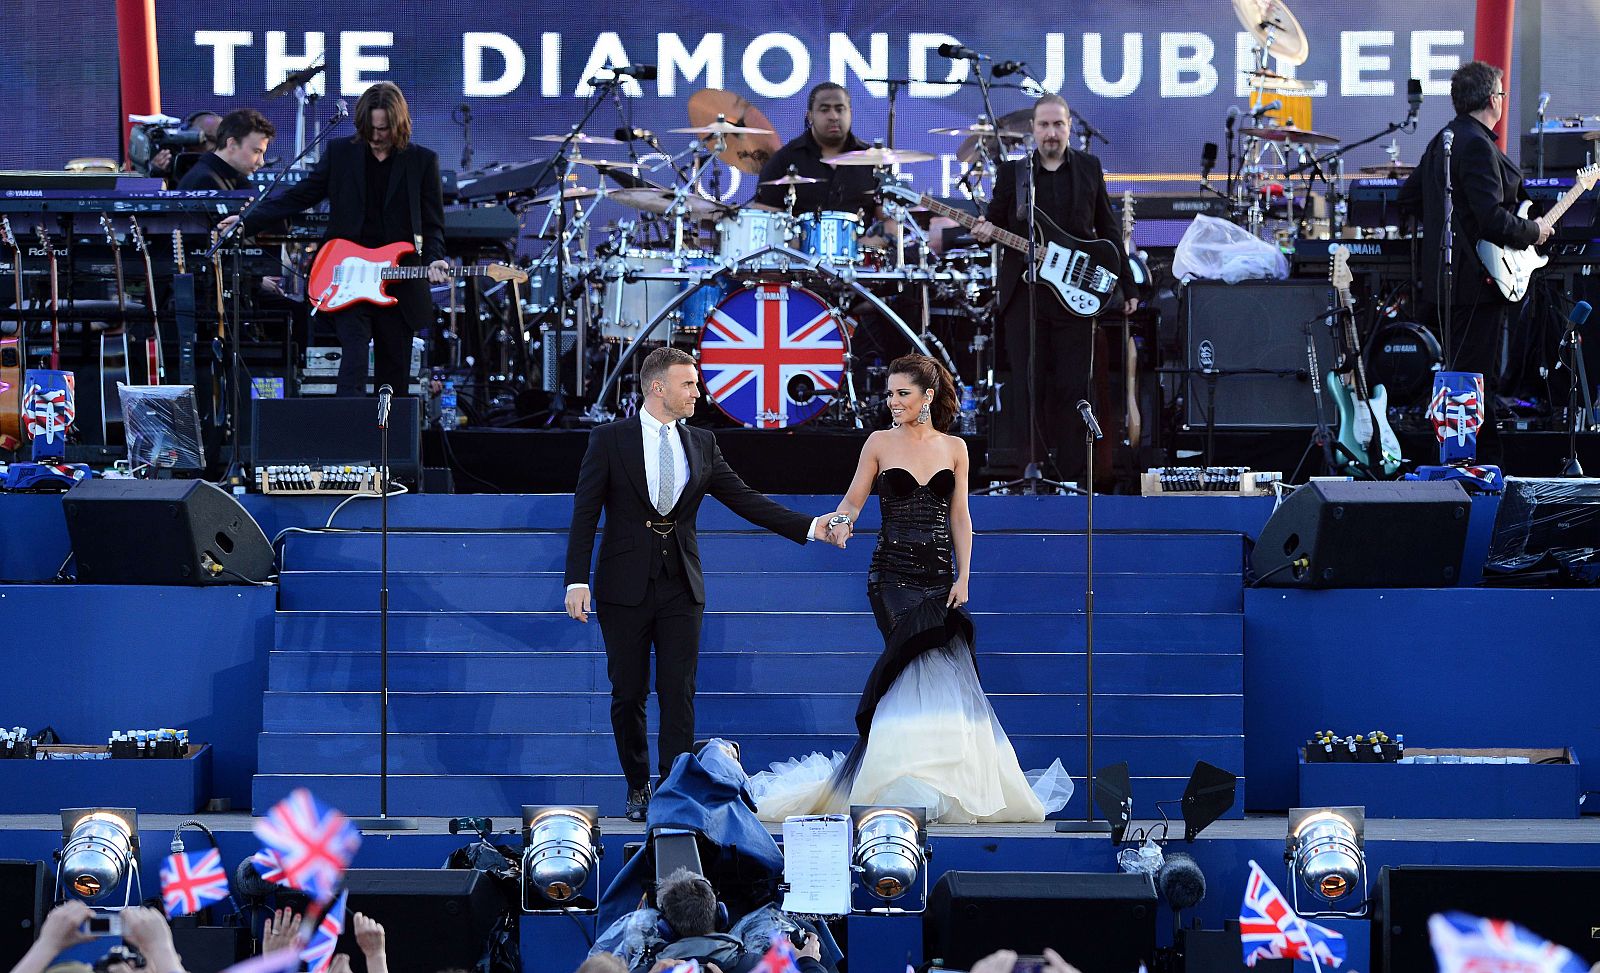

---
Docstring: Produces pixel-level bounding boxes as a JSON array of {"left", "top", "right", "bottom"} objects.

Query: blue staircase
[{"left": 255, "top": 500, "right": 1247, "bottom": 820}]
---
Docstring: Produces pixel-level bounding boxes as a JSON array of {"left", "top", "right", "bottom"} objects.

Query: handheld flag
[
  {"left": 159, "top": 848, "right": 231, "bottom": 917},
  {"left": 299, "top": 890, "right": 348, "bottom": 973},
  {"left": 253, "top": 788, "right": 361, "bottom": 902},
  {"left": 1240, "top": 860, "right": 1347, "bottom": 968},
  {"left": 1429, "top": 911, "right": 1589, "bottom": 973}
]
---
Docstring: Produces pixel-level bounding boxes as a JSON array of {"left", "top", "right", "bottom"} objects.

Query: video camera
[{"left": 126, "top": 114, "right": 209, "bottom": 171}]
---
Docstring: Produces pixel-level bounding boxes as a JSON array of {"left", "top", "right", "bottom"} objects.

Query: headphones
[{"left": 655, "top": 874, "right": 730, "bottom": 940}]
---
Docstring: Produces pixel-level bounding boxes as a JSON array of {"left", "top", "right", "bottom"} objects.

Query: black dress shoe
[{"left": 625, "top": 784, "right": 651, "bottom": 822}]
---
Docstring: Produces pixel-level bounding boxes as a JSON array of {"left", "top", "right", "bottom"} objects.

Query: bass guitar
[
  {"left": 876, "top": 173, "right": 1122, "bottom": 318},
  {"left": 0, "top": 217, "right": 23, "bottom": 450},
  {"left": 98, "top": 214, "right": 131, "bottom": 442},
  {"left": 1326, "top": 245, "right": 1403, "bottom": 477},
  {"left": 1478, "top": 163, "right": 1598, "bottom": 301},
  {"left": 34, "top": 224, "right": 62, "bottom": 370},
  {"left": 306, "top": 239, "right": 527, "bottom": 313},
  {"left": 1119, "top": 190, "right": 1145, "bottom": 448}
]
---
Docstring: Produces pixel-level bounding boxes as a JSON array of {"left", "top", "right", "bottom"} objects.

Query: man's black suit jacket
[
  {"left": 242, "top": 137, "right": 447, "bottom": 331},
  {"left": 1398, "top": 114, "right": 1541, "bottom": 307},
  {"left": 564, "top": 416, "right": 812, "bottom": 607}
]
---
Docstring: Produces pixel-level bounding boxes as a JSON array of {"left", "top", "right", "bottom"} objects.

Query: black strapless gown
[{"left": 748, "top": 468, "right": 1071, "bottom": 823}]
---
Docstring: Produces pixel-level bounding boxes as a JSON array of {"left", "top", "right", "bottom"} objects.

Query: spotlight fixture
[
  {"left": 1286, "top": 806, "right": 1367, "bottom": 918},
  {"left": 57, "top": 808, "right": 141, "bottom": 906},
  {"left": 1180, "top": 761, "right": 1238, "bottom": 841},
  {"left": 850, "top": 805, "right": 930, "bottom": 914},
  {"left": 521, "top": 805, "right": 601, "bottom": 912}
]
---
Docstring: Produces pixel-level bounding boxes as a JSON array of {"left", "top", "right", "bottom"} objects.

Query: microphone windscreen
[
  {"left": 1571, "top": 301, "right": 1592, "bottom": 326},
  {"left": 235, "top": 857, "right": 270, "bottom": 898},
  {"left": 1157, "top": 852, "right": 1207, "bottom": 911}
]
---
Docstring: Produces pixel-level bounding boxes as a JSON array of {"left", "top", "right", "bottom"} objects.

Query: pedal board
[{"left": 257, "top": 464, "right": 385, "bottom": 495}]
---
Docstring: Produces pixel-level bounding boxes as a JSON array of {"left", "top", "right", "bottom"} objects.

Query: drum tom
[
  {"left": 795, "top": 211, "right": 861, "bottom": 266},
  {"left": 598, "top": 250, "right": 718, "bottom": 341},
  {"left": 716, "top": 209, "right": 791, "bottom": 269},
  {"left": 698, "top": 283, "right": 847, "bottom": 428},
  {"left": 1367, "top": 321, "right": 1442, "bottom": 404}
]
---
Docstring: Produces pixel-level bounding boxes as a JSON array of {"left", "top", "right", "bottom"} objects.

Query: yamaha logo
[{"left": 1384, "top": 343, "right": 1420, "bottom": 354}]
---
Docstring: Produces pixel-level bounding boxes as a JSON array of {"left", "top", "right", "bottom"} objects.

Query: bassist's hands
[
  {"left": 970, "top": 218, "right": 998, "bottom": 243},
  {"left": 1122, "top": 298, "right": 1140, "bottom": 315}
]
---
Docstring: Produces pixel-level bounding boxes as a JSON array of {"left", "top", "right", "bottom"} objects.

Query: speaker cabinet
[
  {"left": 1181, "top": 280, "right": 1338, "bottom": 429},
  {"left": 1379, "top": 865, "right": 1600, "bottom": 972},
  {"left": 63, "top": 479, "right": 274, "bottom": 585},
  {"left": 925, "top": 871, "right": 1156, "bottom": 973},
  {"left": 338, "top": 869, "right": 503, "bottom": 973},
  {"left": 0, "top": 861, "right": 50, "bottom": 971},
  {"left": 252, "top": 397, "right": 422, "bottom": 486},
  {"left": 1251, "top": 480, "right": 1470, "bottom": 587}
]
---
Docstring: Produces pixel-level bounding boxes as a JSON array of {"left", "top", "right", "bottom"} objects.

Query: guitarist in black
[
  {"left": 1397, "top": 60, "right": 1552, "bottom": 416},
  {"left": 972, "top": 94, "right": 1137, "bottom": 485}
]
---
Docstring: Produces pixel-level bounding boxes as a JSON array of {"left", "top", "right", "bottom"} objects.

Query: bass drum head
[
  {"left": 1366, "top": 321, "right": 1442, "bottom": 405},
  {"left": 698, "top": 283, "right": 846, "bottom": 429}
]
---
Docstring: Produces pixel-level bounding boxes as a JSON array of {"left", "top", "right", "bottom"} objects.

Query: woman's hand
[
  {"left": 261, "top": 907, "right": 303, "bottom": 955},
  {"left": 947, "top": 576, "right": 970, "bottom": 608}
]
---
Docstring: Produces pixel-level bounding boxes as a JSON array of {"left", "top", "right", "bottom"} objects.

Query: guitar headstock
[
  {"left": 484, "top": 263, "right": 529, "bottom": 285},
  {"left": 99, "top": 213, "right": 118, "bottom": 247},
  {"left": 128, "top": 217, "right": 147, "bottom": 253},
  {"left": 1577, "top": 163, "right": 1600, "bottom": 194},
  {"left": 874, "top": 170, "right": 920, "bottom": 206},
  {"left": 172, "top": 229, "right": 186, "bottom": 274},
  {"left": 34, "top": 223, "right": 53, "bottom": 254},
  {"left": 0, "top": 216, "right": 14, "bottom": 252},
  {"left": 1330, "top": 244, "right": 1353, "bottom": 294}
]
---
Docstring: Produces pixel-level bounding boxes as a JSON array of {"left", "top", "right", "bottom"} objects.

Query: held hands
[
  {"left": 565, "top": 586, "right": 592, "bottom": 623},
  {"left": 427, "top": 259, "right": 453, "bottom": 284},
  {"left": 818, "top": 513, "right": 852, "bottom": 549},
  {"left": 947, "top": 576, "right": 970, "bottom": 609}
]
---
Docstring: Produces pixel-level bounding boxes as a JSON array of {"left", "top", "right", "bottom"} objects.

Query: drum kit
[{"left": 514, "top": 89, "right": 1001, "bottom": 430}]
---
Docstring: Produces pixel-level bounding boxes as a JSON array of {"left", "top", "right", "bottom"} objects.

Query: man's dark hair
[
  {"left": 354, "top": 81, "right": 414, "bottom": 151},
  {"left": 658, "top": 868, "right": 717, "bottom": 938},
  {"left": 1451, "top": 60, "right": 1502, "bottom": 116},
  {"left": 807, "top": 82, "right": 849, "bottom": 113},
  {"left": 214, "top": 109, "right": 276, "bottom": 150},
  {"left": 639, "top": 346, "right": 697, "bottom": 397}
]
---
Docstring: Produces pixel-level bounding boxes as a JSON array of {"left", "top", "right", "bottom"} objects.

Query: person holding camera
[{"left": 7, "top": 904, "right": 187, "bottom": 973}]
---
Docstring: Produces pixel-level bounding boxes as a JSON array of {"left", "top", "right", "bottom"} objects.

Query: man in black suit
[
  {"left": 1398, "top": 60, "right": 1553, "bottom": 412},
  {"left": 175, "top": 109, "right": 274, "bottom": 192},
  {"left": 564, "top": 347, "right": 840, "bottom": 820},
  {"left": 971, "top": 94, "right": 1137, "bottom": 485},
  {"left": 229, "top": 81, "right": 449, "bottom": 396}
]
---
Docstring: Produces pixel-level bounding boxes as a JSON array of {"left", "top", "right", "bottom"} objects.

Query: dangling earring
[{"left": 916, "top": 403, "right": 931, "bottom": 425}]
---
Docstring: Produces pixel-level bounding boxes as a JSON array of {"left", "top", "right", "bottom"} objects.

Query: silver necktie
[{"left": 656, "top": 423, "right": 674, "bottom": 515}]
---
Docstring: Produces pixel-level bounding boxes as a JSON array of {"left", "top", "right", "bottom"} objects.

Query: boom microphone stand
[{"left": 1056, "top": 400, "right": 1110, "bottom": 834}]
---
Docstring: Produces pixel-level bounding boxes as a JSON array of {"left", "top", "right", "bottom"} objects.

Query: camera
[
  {"left": 92, "top": 944, "right": 144, "bottom": 973},
  {"left": 1011, "top": 956, "right": 1049, "bottom": 973},
  {"left": 85, "top": 913, "right": 123, "bottom": 937},
  {"left": 126, "top": 119, "right": 207, "bottom": 171}
]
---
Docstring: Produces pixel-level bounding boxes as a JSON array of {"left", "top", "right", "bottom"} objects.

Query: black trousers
[
  {"left": 1418, "top": 299, "right": 1512, "bottom": 421},
  {"left": 1003, "top": 301, "right": 1092, "bottom": 483},
  {"left": 596, "top": 567, "right": 705, "bottom": 789},
  {"left": 331, "top": 303, "right": 413, "bottom": 397}
]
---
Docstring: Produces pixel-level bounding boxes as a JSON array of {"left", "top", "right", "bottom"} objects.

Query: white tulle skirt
[{"left": 747, "top": 642, "right": 1074, "bottom": 824}]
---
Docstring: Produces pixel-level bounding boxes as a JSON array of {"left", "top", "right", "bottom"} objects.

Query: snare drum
[
  {"left": 716, "top": 209, "right": 791, "bottom": 269},
  {"left": 699, "top": 283, "right": 847, "bottom": 429},
  {"left": 795, "top": 211, "right": 861, "bottom": 266}
]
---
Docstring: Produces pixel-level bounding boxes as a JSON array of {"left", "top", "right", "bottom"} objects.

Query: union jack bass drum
[{"left": 698, "top": 283, "right": 847, "bottom": 429}]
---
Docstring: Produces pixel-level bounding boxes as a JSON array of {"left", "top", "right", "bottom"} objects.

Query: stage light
[
  {"left": 1286, "top": 806, "right": 1367, "bottom": 917},
  {"left": 1181, "top": 761, "right": 1238, "bottom": 841},
  {"left": 521, "top": 805, "right": 601, "bottom": 911},
  {"left": 58, "top": 808, "right": 141, "bottom": 905},
  {"left": 851, "top": 805, "right": 929, "bottom": 912}
]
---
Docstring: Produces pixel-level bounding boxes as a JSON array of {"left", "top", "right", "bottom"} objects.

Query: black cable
[
  {"left": 437, "top": 427, "right": 508, "bottom": 493},
  {"left": 1249, "top": 558, "right": 1307, "bottom": 588}
]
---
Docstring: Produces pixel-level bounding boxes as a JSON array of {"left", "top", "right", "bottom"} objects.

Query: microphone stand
[
  {"left": 353, "top": 385, "right": 417, "bottom": 832},
  {"left": 1559, "top": 306, "right": 1592, "bottom": 476},
  {"left": 1441, "top": 130, "right": 1456, "bottom": 364},
  {"left": 1057, "top": 401, "right": 1110, "bottom": 834}
]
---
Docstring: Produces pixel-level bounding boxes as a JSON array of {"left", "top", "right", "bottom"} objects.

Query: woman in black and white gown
[{"left": 747, "top": 355, "right": 1071, "bottom": 824}]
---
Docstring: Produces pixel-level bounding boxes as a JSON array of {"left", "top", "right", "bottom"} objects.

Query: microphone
[
  {"left": 992, "top": 60, "right": 1026, "bottom": 78},
  {"left": 600, "top": 63, "right": 657, "bottom": 80},
  {"left": 1538, "top": 91, "right": 1551, "bottom": 116},
  {"left": 1571, "top": 300, "right": 1593, "bottom": 327},
  {"left": 377, "top": 384, "right": 393, "bottom": 427},
  {"left": 1156, "top": 852, "right": 1207, "bottom": 912},
  {"left": 1225, "top": 105, "right": 1240, "bottom": 134},
  {"left": 937, "top": 42, "right": 987, "bottom": 61},
  {"left": 1076, "top": 399, "right": 1103, "bottom": 440},
  {"left": 1248, "top": 100, "right": 1282, "bottom": 118},
  {"left": 614, "top": 127, "right": 656, "bottom": 142},
  {"left": 1407, "top": 78, "right": 1424, "bottom": 120},
  {"left": 334, "top": 100, "right": 349, "bottom": 121},
  {"left": 1442, "top": 128, "right": 1454, "bottom": 152},
  {"left": 1200, "top": 142, "right": 1218, "bottom": 182}
]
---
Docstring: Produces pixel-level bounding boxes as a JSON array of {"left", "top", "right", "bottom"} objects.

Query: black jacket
[
  {"left": 1397, "top": 114, "right": 1540, "bottom": 307},
  {"left": 242, "top": 137, "right": 447, "bottom": 328},
  {"left": 175, "top": 152, "right": 250, "bottom": 192},
  {"left": 753, "top": 130, "right": 875, "bottom": 217},
  {"left": 564, "top": 416, "right": 812, "bottom": 606},
  {"left": 985, "top": 149, "right": 1132, "bottom": 319}
]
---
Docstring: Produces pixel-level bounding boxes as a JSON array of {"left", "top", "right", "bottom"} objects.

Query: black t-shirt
[
  {"left": 361, "top": 150, "right": 395, "bottom": 248},
  {"left": 174, "top": 152, "right": 250, "bottom": 192},
  {"left": 752, "top": 130, "right": 877, "bottom": 218}
]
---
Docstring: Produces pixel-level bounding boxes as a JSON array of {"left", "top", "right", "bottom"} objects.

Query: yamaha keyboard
[{"left": 0, "top": 189, "right": 255, "bottom": 214}]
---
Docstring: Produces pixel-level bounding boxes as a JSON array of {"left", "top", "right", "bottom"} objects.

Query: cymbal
[
  {"left": 957, "top": 108, "right": 1033, "bottom": 164},
  {"left": 1232, "top": 0, "right": 1309, "bottom": 66},
  {"left": 1585, "top": 130, "right": 1600, "bottom": 141},
  {"left": 532, "top": 187, "right": 600, "bottom": 205},
  {"left": 569, "top": 157, "right": 642, "bottom": 171},
  {"left": 1244, "top": 70, "right": 1319, "bottom": 94},
  {"left": 929, "top": 123, "right": 1026, "bottom": 138},
  {"left": 529, "top": 132, "right": 623, "bottom": 145},
  {"left": 761, "top": 173, "right": 822, "bottom": 186},
  {"left": 610, "top": 187, "right": 728, "bottom": 219},
  {"left": 827, "top": 146, "right": 937, "bottom": 167},
  {"left": 670, "top": 120, "right": 774, "bottom": 136},
  {"left": 687, "top": 90, "right": 782, "bottom": 175},
  {"left": 267, "top": 63, "right": 326, "bottom": 98},
  {"left": 1242, "top": 125, "right": 1340, "bottom": 146}
]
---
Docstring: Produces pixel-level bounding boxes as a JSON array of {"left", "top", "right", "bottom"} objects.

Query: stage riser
[
  {"left": 264, "top": 650, "right": 1245, "bottom": 695},
  {"left": 276, "top": 571, "right": 1244, "bottom": 614},
  {"left": 281, "top": 531, "right": 1247, "bottom": 575},
  {"left": 275, "top": 611, "right": 1245, "bottom": 654},
  {"left": 256, "top": 733, "right": 1243, "bottom": 779},
  {"left": 260, "top": 691, "right": 1242, "bottom": 737}
]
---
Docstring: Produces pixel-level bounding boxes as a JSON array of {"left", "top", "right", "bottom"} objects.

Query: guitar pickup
[{"left": 1090, "top": 268, "right": 1118, "bottom": 293}]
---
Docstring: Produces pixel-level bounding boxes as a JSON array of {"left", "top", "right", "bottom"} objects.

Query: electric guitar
[
  {"left": 1326, "top": 246, "right": 1403, "bottom": 477},
  {"left": 306, "top": 239, "right": 527, "bottom": 313},
  {"left": 98, "top": 214, "right": 130, "bottom": 442},
  {"left": 0, "top": 216, "right": 24, "bottom": 450},
  {"left": 876, "top": 173, "right": 1122, "bottom": 318},
  {"left": 1120, "top": 190, "right": 1144, "bottom": 448},
  {"left": 1478, "top": 163, "right": 1599, "bottom": 301},
  {"left": 34, "top": 224, "right": 62, "bottom": 371},
  {"left": 127, "top": 217, "right": 164, "bottom": 384},
  {"left": 208, "top": 230, "right": 228, "bottom": 432}
]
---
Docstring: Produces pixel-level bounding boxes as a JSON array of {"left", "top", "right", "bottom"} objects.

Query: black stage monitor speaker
[
  {"left": 252, "top": 397, "right": 422, "bottom": 486},
  {"left": 1182, "top": 280, "right": 1338, "bottom": 429},
  {"left": 1380, "top": 865, "right": 1600, "bottom": 972},
  {"left": 1251, "top": 480, "right": 1470, "bottom": 588},
  {"left": 1180, "top": 922, "right": 1292, "bottom": 973},
  {"left": 925, "top": 871, "right": 1156, "bottom": 973},
  {"left": 338, "top": 868, "right": 502, "bottom": 973},
  {"left": 0, "top": 861, "right": 50, "bottom": 972},
  {"left": 63, "top": 479, "right": 274, "bottom": 585}
]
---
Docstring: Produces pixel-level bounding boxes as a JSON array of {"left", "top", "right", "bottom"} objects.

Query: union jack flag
[
  {"left": 699, "top": 284, "right": 845, "bottom": 429},
  {"left": 299, "top": 890, "right": 347, "bottom": 973},
  {"left": 1240, "top": 860, "right": 1347, "bottom": 968},
  {"left": 253, "top": 788, "right": 361, "bottom": 902},
  {"left": 1428, "top": 375, "right": 1483, "bottom": 447},
  {"left": 1429, "top": 911, "right": 1589, "bottom": 973},
  {"left": 159, "top": 848, "right": 230, "bottom": 917},
  {"left": 248, "top": 848, "right": 288, "bottom": 885},
  {"left": 749, "top": 936, "right": 803, "bottom": 973}
]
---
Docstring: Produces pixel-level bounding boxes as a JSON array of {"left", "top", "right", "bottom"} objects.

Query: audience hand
[
  {"left": 970, "top": 950, "right": 1018, "bottom": 973},
  {"left": 39, "top": 900, "right": 94, "bottom": 954},
  {"left": 120, "top": 907, "right": 185, "bottom": 973},
  {"left": 352, "top": 912, "right": 387, "bottom": 973},
  {"left": 1041, "top": 948, "right": 1083, "bottom": 973},
  {"left": 261, "top": 907, "right": 303, "bottom": 954},
  {"left": 328, "top": 954, "right": 352, "bottom": 973}
]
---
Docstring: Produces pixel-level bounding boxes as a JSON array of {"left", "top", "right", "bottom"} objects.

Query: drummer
[{"left": 751, "top": 82, "right": 894, "bottom": 247}]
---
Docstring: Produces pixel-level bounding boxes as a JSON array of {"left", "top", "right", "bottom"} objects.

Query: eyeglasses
[{"left": 1491, "top": 91, "right": 1506, "bottom": 99}]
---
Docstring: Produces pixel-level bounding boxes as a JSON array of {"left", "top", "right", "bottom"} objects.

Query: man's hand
[
  {"left": 120, "top": 908, "right": 184, "bottom": 973},
  {"left": 1122, "top": 298, "right": 1139, "bottom": 316},
  {"left": 565, "top": 586, "right": 592, "bottom": 623},
  {"left": 37, "top": 900, "right": 93, "bottom": 954},
  {"left": 1535, "top": 217, "right": 1555, "bottom": 245},
  {"left": 794, "top": 930, "right": 822, "bottom": 962},
  {"left": 150, "top": 149, "right": 173, "bottom": 175},
  {"left": 352, "top": 912, "right": 386, "bottom": 967},
  {"left": 261, "top": 907, "right": 303, "bottom": 954},
  {"left": 427, "top": 259, "right": 453, "bottom": 284},
  {"left": 1042, "top": 948, "right": 1084, "bottom": 973},
  {"left": 970, "top": 949, "right": 1018, "bottom": 973},
  {"left": 817, "top": 515, "right": 850, "bottom": 549},
  {"left": 970, "top": 218, "right": 999, "bottom": 243}
]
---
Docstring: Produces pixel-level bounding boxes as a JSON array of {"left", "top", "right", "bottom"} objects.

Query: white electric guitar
[{"left": 1477, "top": 163, "right": 1598, "bottom": 301}]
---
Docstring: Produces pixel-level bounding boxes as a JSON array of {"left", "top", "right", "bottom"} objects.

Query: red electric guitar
[{"left": 306, "top": 239, "right": 526, "bottom": 313}]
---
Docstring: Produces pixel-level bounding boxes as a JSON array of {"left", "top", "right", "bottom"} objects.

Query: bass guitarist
[
  {"left": 972, "top": 94, "right": 1137, "bottom": 485},
  {"left": 226, "top": 81, "right": 449, "bottom": 397}
]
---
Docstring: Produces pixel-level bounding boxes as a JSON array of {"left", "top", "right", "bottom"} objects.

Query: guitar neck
[
  {"left": 380, "top": 264, "right": 498, "bottom": 281},
  {"left": 912, "top": 194, "right": 1032, "bottom": 254},
  {"left": 1541, "top": 181, "right": 1591, "bottom": 227}
]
